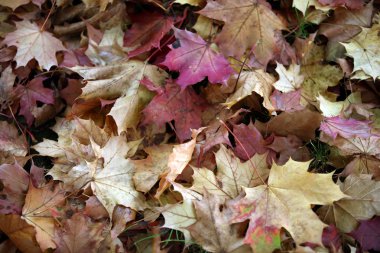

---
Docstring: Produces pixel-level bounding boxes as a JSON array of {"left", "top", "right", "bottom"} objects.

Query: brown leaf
[
  {"left": 188, "top": 192, "right": 243, "bottom": 252},
  {"left": 53, "top": 213, "right": 105, "bottom": 253},
  {"left": 255, "top": 109, "right": 323, "bottom": 141},
  {"left": 0, "top": 214, "right": 41, "bottom": 253},
  {"left": 22, "top": 182, "right": 65, "bottom": 251}
]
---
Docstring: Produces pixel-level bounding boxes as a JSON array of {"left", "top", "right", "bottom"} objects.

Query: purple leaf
[
  {"left": 320, "top": 116, "right": 373, "bottom": 139},
  {"left": 350, "top": 216, "right": 380, "bottom": 251},
  {"left": 161, "top": 28, "right": 233, "bottom": 88}
]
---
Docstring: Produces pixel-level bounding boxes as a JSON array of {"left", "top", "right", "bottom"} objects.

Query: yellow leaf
[
  {"left": 224, "top": 70, "right": 275, "bottom": 111},
  {"left": 191, "top": 145, "right": 269, "bottom": 199},
  {"left": 318, "top": 174, "right": 380, "bottom": 233},
  {"left": 231, "top": 159, "right": 346, "bottom": 248},
  {"left": 342, "top": 24, "right": 380, "bottom": 80}
]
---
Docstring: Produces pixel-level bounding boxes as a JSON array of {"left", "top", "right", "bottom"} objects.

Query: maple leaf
[
  {"left": 230, "top": 159, "right": 346, "bottom": 248},
  {"left": 0, "top": 163, "right": 29, "bottom": 214},
  {"left": 270, "top": 90, "right": 305, "bottom": 112},
  {"left": 191, "top": 145, "right": 269, "bottom": 199},
  {"left": 293, "top": 0, "right": 330, "bottom": 15},
  {"left": 155, "top": 129, "right": 201, "bottom": 198},
  {"left": 71, "top": 60, "right": 167, "bottom": 133},
  {"left": 199, "top": 0, "right": 286, "bottom": 64},
  {"left": 224, "top": 70, "right": 276, "bottom": 111},
  {"left": 0, "top": 121, "right": 27, "bottom": 157},
  {"left": 124, "top": 12, "right": 174, "bottom": 57},
  {"left": 22, "top": 182, "right": 65, "bottom": 251},
  {"left": 15, "top": 77, "right": 55, "bottom": 126},
  {"left": 232, "top": 121, "right": 269, "bottom": 160},
  {"left": 53, "top": 136, "right": 145, "bottom": 215},
  {"left": 0, "top": 66, "right": 16, "bottom": 111},
  {"left": 321, "top": 135, "right": 380, "bottom": 159},
  {"left": 350, "top": 216, "right": 380, "bottom": 251},
  {"left": 292, "top": 35, "right": 343, "bottom": 104},
  {"left": 53, "top": 213, "right": 104, "bottom": 253},
  {"left": 320, "top": 116, "right": 373, "bottom": 139},
  {"left": 318, "top": 174, "right": 380, "bottom": 233},
  {"left": 319, "top": 2, "right": 373, "bottom": 42},
  {"left": 2, "top": 21, "right": 66, "bottom": 69},
  {"left": 188, "top": 192, "right": 243, "bottom": 253},
  {"left": 0, "top": 214, "right": 41, "bottom": 253},
  {"left": 143, "top": 81, "right": 208, "bottom": 142},
  {"left": 273, "top": 63, "right": 304, "bottom": 93},
  {"left": 255, "top": 109, "right": 323, "bottom": 141},
  {"left": 342, "top": 156, "right": 380, "bottom": 180},
  {"left": 72, "top": 60, "right": 166, "bottom": 100},
  {"left": 342, "top": 24, "right": 380, "bottom": 80},
  {"left": 132, "top": 144, "right": 173, "bottom": 193},
  {"left": 161, "top": 28, "right": 233, "bottom": 88},
  {"left": 161, "top": 199, "right": 196, "bottom": 241},
  {"left": 318, "top": 0, "right": 365, "bottom": 9}
]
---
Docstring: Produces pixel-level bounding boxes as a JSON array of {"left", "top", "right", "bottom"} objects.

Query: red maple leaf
[
  {"left": 15, "top": 77, "right": 54, "bottom": 125},
  {"left": 161, "top": 28, "right": 233, "bottom": 88},
  {"left": 142, "top": 80, "right": 209, "bottom": 142},
  {"left": 124, "top": 12, "right": 174, "bottom": 57}
]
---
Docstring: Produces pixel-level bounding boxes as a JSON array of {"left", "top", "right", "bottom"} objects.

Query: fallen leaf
[
  {"left": 2, "top": 21, "right": 66, "bottom": 69},
  {"left": 230, "top": 159, "right": 346, "bottom": 248},
  {"left": 199, "top": 0, "right": 286, "bottom": 64},
  {"left": 124, "top": 12, "right": 174, "bottom": 57},
  {"left": 188, "top": 192, "right": 243, "bottom": 253},
  {"left": 155, "top": 129, "right": 201, "bottom": 198},
  {"left": 232, "top": 121, "right": 269, "bottom": 161},
  {"left": 161, "top": 28, "right": 233, "bottom": 88},
  {"left": 191, "top": 145, "right": 269, "bottom": 199},
  {"left": 0, "top": 163, "right": 29, "bottom": 214},
  {"left": 143, "top": 81, "right": 208, "bottom": 142},
  {"left": 15, "top": 77, "right": 54, "bottom": 125},
  {"left": 53, "top": 213, "right": 105, "bottom": 253},
  {"left": 22, "top": 182, "right": 65, "bottom": 251},
  {"left": 224, "top": 70, "right": 275, "bottom": 110},
  {"left": 132, "top": 144, "right": 173, "bottom": 193},
  {"left": 273, "top": 63, "right": 304, "bottom": 93},
  {"left": 342, "top": 24, "right": 380, "bottom": 80},
  {"left": 350, "top": 216, "right": 380, "bottom": 251},
  {"left": 270, "top": 90, "right": 305, "bottom": 112},
  {"left": 320, "top": 116, "right": 373, "bottom": 139},
  {"left": 0, "top": 121, "right": 27, "bottom": 157},
  {"left": 255, "top": 109, "right": 323, "bottom": 141},
  {"left": 318, "top": 174, "right": 380, "bottom": 233},
  {"left": 319, "top": 2, "right": 373, "bottom": 42},
  {"left": 0, "top": 214, "right": 41, "bottom": 253},
  {"left": 161, "top": 199, "right": 196, "bottom": 241},
  {"left": 53, "top": 136, "right": 146, "bottom": 215},
  {"left": 318, "top": 0, "right": 365, "bottom": 9}
]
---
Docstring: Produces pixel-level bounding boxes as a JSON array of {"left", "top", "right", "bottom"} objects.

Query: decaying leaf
[
  {"left": 22, "top": 182, "right": 65, "bottom": 251},
  {"left": 318, "top": 174, "right": 380, "bottom": 233},
  {"left": 231, "top": 159, "right": 346, "bottom": 249},
  {"left": 191, "top": 145, "right": 269, "bottom": 199},
  {"left": 188, "top": 192, "right": 243, "bottom": 253},
  {"left": 199, "top": 0, "right": 286, "bottom": 65},
  {"left": 53, "top": 213, "right": 105, "bottom": 253}
]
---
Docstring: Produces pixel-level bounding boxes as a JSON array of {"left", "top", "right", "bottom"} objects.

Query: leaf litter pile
[{"left": 0, "top": 0, "right": 380, "bottom": 252}]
